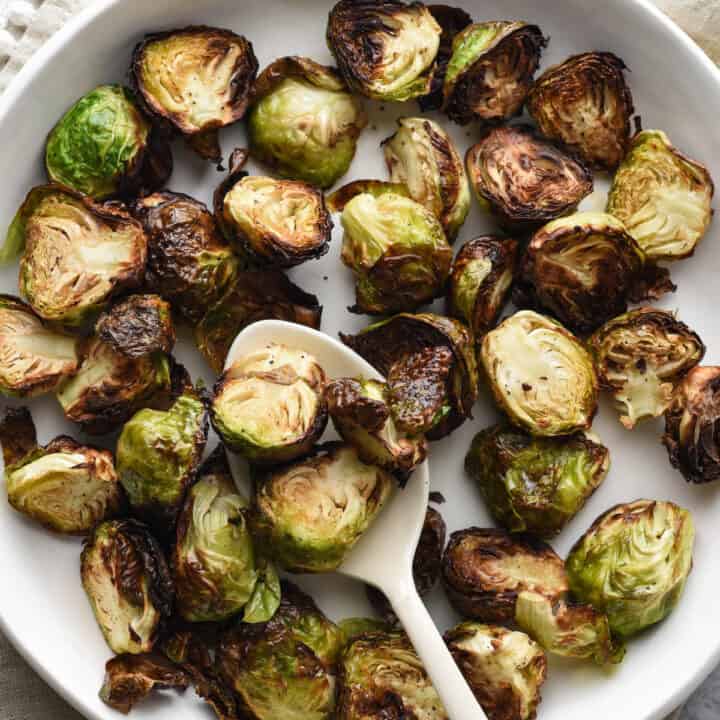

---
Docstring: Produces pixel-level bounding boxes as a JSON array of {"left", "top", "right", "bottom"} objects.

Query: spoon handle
[{"left": 386, "top": 584, "right": 488, "bottom": 720}]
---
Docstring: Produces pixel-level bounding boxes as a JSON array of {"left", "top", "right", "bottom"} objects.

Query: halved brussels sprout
[
  {"left": 81, "top": 519, "right": 173, "bottom": 655},
  {"left": 131, "top": 26, "right": 258, "bottom": 162},
  {"left": 466, "top": 125, "right": 593, "bottom": 230},
  {"left": 590, "top": 308, "right": 705, "bottom": 429},
  {"left": 342, "top": 312, "right": 477, "bottom": 439},
  {"left": 480, "top": 311, "right": 599, "bottom": 437},
  {"left": 195, "top": 270, "right": 322, "bottom": 374},
  {"left": 382, "top": 116, "right": 470, "bottom": 241},
  {"left": 56, "top": 336, "right": 172, "bottom": 435},
  {"left": 465, "top": 425, "right": 609, "bottom": 537},
  {"left": 327, "top": 0, "right": 442, "bottom": 102},
  {"left": 44, "top": 84, "right": 171, "bottom": 200},
  {"left": 664, "top": 366, "right": 720, "bottom": 483},
  {"left": 131, "top": 191, "right": 239, "bottom": 323},
  {"left": 214, "top": 150, "right": 332, "bottom": 267},
  {"left": 117, "top": 383, "right": 208, "bottom": 533},
  {"left": 0, "top": 295, "right": 78, "bottom": 397},
  {"left": 248, "top": 56, "right": 367, "bottom": 189},
  {"left": 325, "top": 377, "right": 427, "bottom": 481},
  {"left": 338, "top": 630, "right": 447, "bottom": 720},
  {"left": 442, "top": 22, "right": 546, "bottom": 125},
  {"left": 514, "top": 212, "right": 675, "bottom": 335},
  {"left": 527, "top": 52, "right": 634, "bottom": 170},
  {"left": 12, "top": 185, "right": 147, "bottom": 327},
  {"left": 445, "top": 622, "right": 546, "bottom": 720},
  {"left": 338, "top": 185, "right": 452, "bottom": 314},
  {"left": 441, "top": 528, "right": 568, "bottom": 622},
  {"left": 253, "top": 443, "right": 394, "bottom": 573},
  {"left": 211, "top": 343, "right": 327, "bottom": 464},
  {"left": 607, "top": 129, "right": 715, "bottom": 260},
  {"left": 446, "top": 236, "right": 518, "bottom": 341},
  {"left": 566, "top": 499, "right": 695, "bottom": 637}
]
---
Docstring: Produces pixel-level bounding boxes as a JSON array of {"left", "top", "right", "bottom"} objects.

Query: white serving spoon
[{"left": 224, "top": 320, "right": 487, "bottom": 720}]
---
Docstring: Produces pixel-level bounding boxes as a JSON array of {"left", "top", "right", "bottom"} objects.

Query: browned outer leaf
[{"left": 0, "top": 406, "right": 37, "bottom": 467}]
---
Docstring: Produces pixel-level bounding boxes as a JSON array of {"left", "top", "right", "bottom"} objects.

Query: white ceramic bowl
[{"left": 0, "top": 2, "right": 719, "bottom": 719}]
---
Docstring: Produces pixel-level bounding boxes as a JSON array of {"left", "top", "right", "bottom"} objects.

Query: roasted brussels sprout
[
  {"left": 117, "top": 383, "right": 208, "bottom": 533},
  {"left": 466, "top": 125, "right": 593, "bottom": 230},
  {"left": 527, "top": 52, "right": 634, "bottom": 170},
  {"left": 342, "top": 312, "right": 477, "bottom": 439},
  {"left": 253, "top": 443, "right": 394, "bottom": 573},
  {"left": 337, "top": 183, "right": 452, "bottom": 314},
  {"left": 195, "top": 270, "right": 322, "bottom": 374},
  {"left": 56, "top": 336, "right": 172, "bottom": 435},
  {"left": 100, "top": 653, "right": 189, "bottom": 714},
  {"left": 131, "top": 26, "right": 258, "bottom": 162},
  {"left": 327, "top": 0, "right": 442, "bottom": 102},
  {"left": 590, "top": 308, "right": 705, "bottom": 429},
  {"left": 44, "top": 84, "right": 171, "bottom": 200},
  {"left": 325, "top": 377, "right": 427, "bottom": 480},
  {"left": 664, "top": 367, "right": 720, "bottom": 483},
  {"left": 465, "top": 425, "right": 609, "bottom": 537},
  {"left": 214, "top": 150, "right": 332, "bottom": 267},
  {"left": 12, "top": 185, "right": 147, "bottom": 327},
  {"left": 81, "top": 519, "right": 173, "bottom": 655},
  {"left": 446, "top": 237, "right": 518, "bottom": 340},
  {"left": 338, "top": 630, "right": 447, "bottom": 719},
  {"left": 0, "top": 407, "right": 124, "bottom": 534},
  {"left": 248, "top": 56, "right": 367, "bottom": 189},
  {"left": 326, "top": 178, "right": 413, "bottom": 211},
  {"left": 211, "top": 343, "right": 327, "bottom": 464},
  {"left": 131, "top": 191, "right": 239, "bottom": 323},
  {"left": 217, "top": 582, "right": 342, "bottom": 720},
  {"left": 480, "top": 311, "right": 599, "bottom": 437},
  {"left": 514, "top": 212, "right": 675, "bottom": 335},
  {"left": 566, "top": 500, "right": 695, "bottom": 637},
  {"left": 606, "top": 129, "right": 715, "bottom": 260},
  {"left": 445, "top": 622, "right": 546, "bottom": 720},
  {"left": 0, "top": 295, "right": 78, "bottom": 397},
  {"left": 442, "top": 22, "right": 545, "bottom": 125},
  {"left": 441, "top": 528, "right": 568, "bottom": 622},
  {"left": 382, "top": 116, "right": 470, "bottom": 241}
]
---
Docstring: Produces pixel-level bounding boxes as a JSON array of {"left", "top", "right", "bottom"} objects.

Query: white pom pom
[
  {"left": 8, "top": 1, "right": 36, "bottom": 28},
  {"left": 0, "top": 30, "right": 17, "bottom": 58}
]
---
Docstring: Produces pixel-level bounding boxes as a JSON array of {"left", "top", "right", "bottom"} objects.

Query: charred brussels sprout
[
  {"left": 327, "top": 0, "right": 441, "bottom": 102},
  {"left": 527, "top": 52, "right": 634, "bottom": 170},
  {"left": 445, "top": 622, "right": 546, "bottom": 720},
  {"left": 325, "top": 377, "right": 427, "bottom": 480},
  {"left": 607, "top": 129, "right": 715, "bottom": 260},
  {"left": 664, "top": 367, "right": 720, "bottom": 483},
  {"left": 117, "top": 384, "right": 208, "bottom": 533},
  {"left": 342, "top": 313, "right": 477, "bottom": 439},
  {"left": 44, "top": 85, "right": 171, "bottom": 200},
  {"left": 131, "top": 26, "right": 258, "bottom": 162},
  {"left": 441, "top": 528, "right": 568, "bottom": 622},
  {"left": 0, "top": 295, "right": 78, "bottom": 397},
  {"left": 12, "top": 185, "right": 147, "bottom": 327},
  {"left": 248, "top": 56, "right": 367, "bottom": 189},
  {"left": 81, "top": 519, "right": 173, "bottom": 654},
  {"left": 132, "top": 192, "right": 239, "bottom": 323},
  {"left": 465, "top": 425, "right": 609, "bottom": 538},
  {"left": 338, "top": 630, "right": 447, "bottom": 720},
  {"left": 253, "top": 443, "right": 393, "bottom": 573},
  {"left": 442, "top": 22, "right": 545, "bottom": 125},
  {"left": 211, "top": 343, "right": 327, "bottom": 464},
  {"left": 566, "top": 500, "right": 695, "bottom": 637},
  {"left": 195, "top": 270, "right": 322, "bottom": 374},
  {"left": 480, "top": 311, "right": 599, "bottom": 437},
  {"left": 447, "top": 237, "right": 518, "bottom": 340},
  {"left": 466, "top": 125, "right": 593, "bottom": 230},
  {"left": 590, "top": 308, "right": 705, "bottom": 429},
  {"left": 382, "top": 116, "right": 470, "bottom": 241}
]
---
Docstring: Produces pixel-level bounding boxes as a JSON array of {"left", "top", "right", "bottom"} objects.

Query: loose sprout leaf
[
  {"left": 0, "top": 406, "right": 37, "bottom": 467},
  {"left": 326, "top": 179, "right": 411, "bottom": 213}
]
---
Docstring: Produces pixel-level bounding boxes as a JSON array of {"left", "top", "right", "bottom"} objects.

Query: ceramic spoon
[{"left": 224, "top": 320, "right": 487, "bottom": 720}]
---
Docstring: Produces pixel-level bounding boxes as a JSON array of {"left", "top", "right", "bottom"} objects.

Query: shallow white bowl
[{"left": 0, "top": 1, "right": 719, "bottom": 719}]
